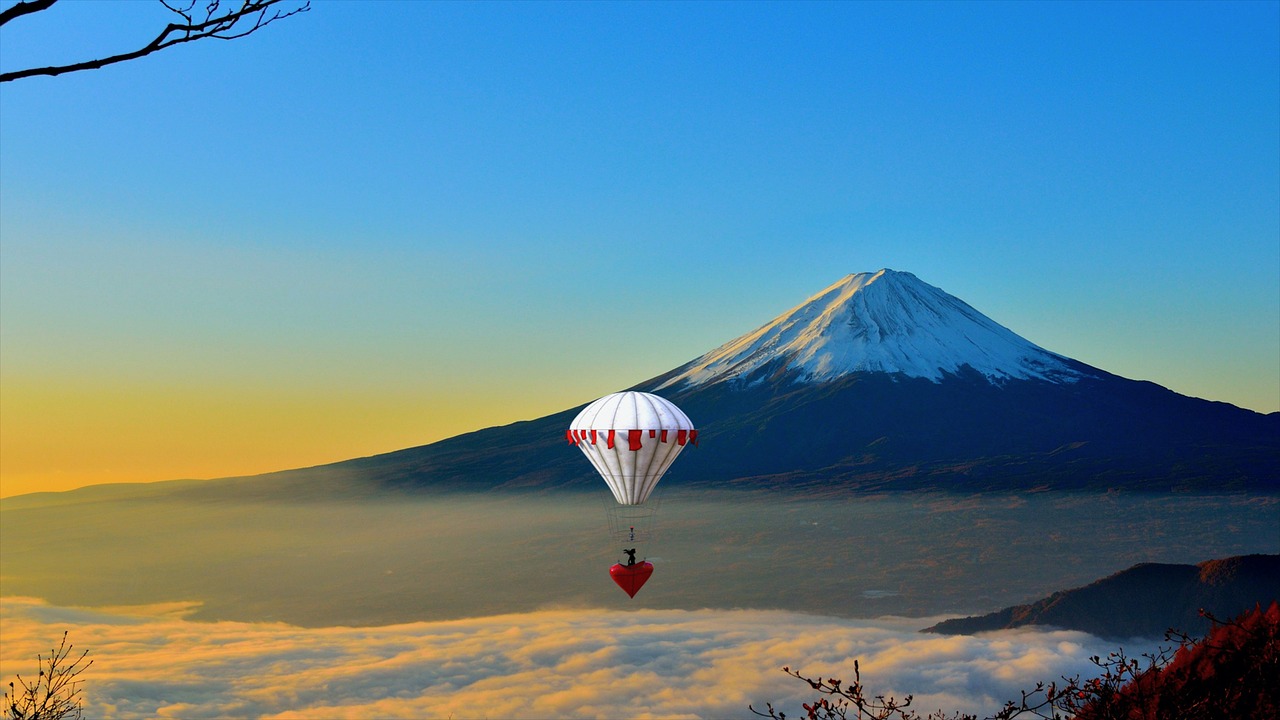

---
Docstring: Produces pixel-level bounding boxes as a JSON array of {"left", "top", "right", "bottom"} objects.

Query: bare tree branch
[
  {"left": 0, "top": 0, "right": 309, "bottom": 83},
  {"left": 0, "top": 0, "right": 58, "bottom": 29},
  {"left": 4, "top": 630, "right": 93, "bottom": 720}
]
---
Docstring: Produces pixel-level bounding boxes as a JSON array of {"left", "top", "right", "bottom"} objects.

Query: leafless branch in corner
[
  {"left": 0, "top": 0, "right": 309, "bottom": 83},
  {"left": 4, "top": 630, "right": 93, "bottom": 720}
]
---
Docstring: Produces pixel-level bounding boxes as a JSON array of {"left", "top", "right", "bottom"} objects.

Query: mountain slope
[
  {"left": 183, "top": 269, "right": 1280, "bottom": 496},
  {"left": 923, "top": 554, "right": 1280, "bottom": 639},
  {"left": 658, "top": 270, "right": 1082, "bottom": 387}
]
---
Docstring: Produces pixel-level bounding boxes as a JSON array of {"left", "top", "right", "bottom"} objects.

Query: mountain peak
[{"left": 657, "top": 270, "right": 1084, "bottom": 390}]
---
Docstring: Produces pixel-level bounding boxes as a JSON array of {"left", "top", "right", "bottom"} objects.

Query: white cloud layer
[{"left": 1, "top": 597, "right": 1147, "bottom": 719}]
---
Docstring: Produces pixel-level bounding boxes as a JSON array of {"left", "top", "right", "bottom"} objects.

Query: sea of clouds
[{"left": 1, "top": 596, "right": 1159, "bottom": 719}]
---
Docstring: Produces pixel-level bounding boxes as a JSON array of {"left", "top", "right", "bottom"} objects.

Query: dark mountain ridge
[
  {"left": 202, "top": 271, "right": 1277, "bottom": 497},
  {"left": 924, "top": 554, "right": 1280, "bottom": 639},
  {"left": 33, "top": 270, "right": 1274, "bottom": 503}
]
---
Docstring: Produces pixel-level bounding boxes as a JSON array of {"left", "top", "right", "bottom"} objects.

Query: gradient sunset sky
[{"left": 1, "top": 1, "right": 1277, "bottom": 497}]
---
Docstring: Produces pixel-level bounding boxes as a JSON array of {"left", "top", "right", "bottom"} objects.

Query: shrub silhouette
[
  {"left": 1075, "top": 602, "right": 1279, "bottom": 719},
  {"left": 752, "top": 602, "right": 1279, "bottom": 720},
  {"left": 4, "top": 632, "right": 92, "bottom": 720}
]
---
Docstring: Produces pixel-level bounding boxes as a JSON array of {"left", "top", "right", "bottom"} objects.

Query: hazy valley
[{"left": 4, "top": 484, "right": 1276, "bottom": 628}]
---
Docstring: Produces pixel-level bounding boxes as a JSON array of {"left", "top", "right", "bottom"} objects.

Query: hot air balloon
[{"left": 566, "top": 391, "right": 697, "bottom": 598}]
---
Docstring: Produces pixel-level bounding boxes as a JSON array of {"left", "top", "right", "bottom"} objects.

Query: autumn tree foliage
[
  {"left": 752, "top": 603, "right": 1280, "bottom": 720},
  {"left": 1075, "top": 602, "right": 1279, "bottom": 719}
]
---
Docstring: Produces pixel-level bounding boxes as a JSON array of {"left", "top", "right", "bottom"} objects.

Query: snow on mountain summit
[{"left": 658, "top": 269, "right": 1084, "bottom": 390}]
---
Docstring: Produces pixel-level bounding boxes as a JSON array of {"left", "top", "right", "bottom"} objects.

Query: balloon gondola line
[{"left": 609, "top": 561, "right": 654, "bottom": 598}]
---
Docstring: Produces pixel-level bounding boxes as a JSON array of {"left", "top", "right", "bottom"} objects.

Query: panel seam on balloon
[
  {"left": 626, "top": 393, "right": 642, "bottom": 504},
  {"left": 642, "top": 393, "right": 672, "bottom": 503},
  {"left": 613, "top": 394, "right": 634, "bottom": 504},
  {"left": 643, "top": 409, "right": 683, "bottom": 503},
  {"left": 635, "top": 393, "right": 662, "bottom": 502},
  {"left": 645, "top": 435, "right": 681, "bottom": 502}
]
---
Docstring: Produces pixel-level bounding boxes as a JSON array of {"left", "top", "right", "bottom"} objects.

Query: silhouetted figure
[{"left": 624, "top": 548, "right": 637, "bottom": 566}]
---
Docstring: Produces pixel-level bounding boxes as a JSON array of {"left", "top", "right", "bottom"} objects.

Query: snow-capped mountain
[
  {"left": 658, "top": 270, "right": 1083, "bottom": 389},
  {"left": 207, "top": 270, "right": 1279, "bottom": 496}
]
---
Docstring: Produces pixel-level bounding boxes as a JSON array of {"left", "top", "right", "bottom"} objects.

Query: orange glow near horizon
[{"left": 0, "top": 380, "right": 580, "bottom": 498}]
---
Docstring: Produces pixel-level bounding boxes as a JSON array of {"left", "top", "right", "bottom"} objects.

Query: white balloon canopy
[{"left": 567, "top": 391, "right": 696, "bottom": 506}]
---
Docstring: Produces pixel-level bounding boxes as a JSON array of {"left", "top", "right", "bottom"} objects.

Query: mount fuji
[
  {"left": 252, "top": 270, "right": 1279, "bottom": 495},
  {"left": 657, "top": 270, "right": 1084, "bottom": 388}
]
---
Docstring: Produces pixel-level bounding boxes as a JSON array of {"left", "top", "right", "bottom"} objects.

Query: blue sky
[{"left": 1, "top": 0, "right": 1277, "bottom": 494}]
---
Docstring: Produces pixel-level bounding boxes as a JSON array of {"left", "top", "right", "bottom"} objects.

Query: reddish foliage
[
  {"left": 757, "top": 603, "right": 1280, "bottom": 720},
  {"left": 1076, "top": 602, "right": 1279, "bottom": 720}
]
